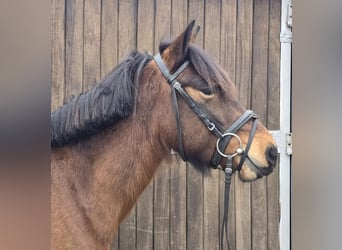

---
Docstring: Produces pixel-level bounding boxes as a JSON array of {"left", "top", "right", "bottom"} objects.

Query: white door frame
[{"left": 270, "top": 0, "right": 292, "bottom": 249}]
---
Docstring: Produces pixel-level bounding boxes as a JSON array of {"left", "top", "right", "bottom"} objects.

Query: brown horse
[{"left": 51, "top": 21, "right": 277, "bottom": 249}]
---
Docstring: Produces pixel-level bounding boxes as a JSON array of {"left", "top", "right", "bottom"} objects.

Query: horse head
[{"left": 144, "top": 20, "right": 277, "bottom": 181}]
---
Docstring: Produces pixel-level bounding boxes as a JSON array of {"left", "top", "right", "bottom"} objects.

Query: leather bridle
[{"left": 154, "top": 53, "right": 271, "bottom": 249}]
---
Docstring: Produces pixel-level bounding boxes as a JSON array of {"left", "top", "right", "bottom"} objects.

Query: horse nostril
[{"left": 266, "top": 145, "right": 278, "bottom": 166}]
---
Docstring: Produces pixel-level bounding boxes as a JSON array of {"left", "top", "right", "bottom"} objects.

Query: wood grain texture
[
  {"left": 65, "top": 0, "right": 83, "bottom": 102},
  {"left": 84, "top": 0, "right": 101, "bottom": 91},
  {"left": 170, "top": 158, "right": 187, "bottom": 250},
  {"left": 186, "top": 163, "right": 204, "bottom": 250},
  {"left": 154, "top": 0, "right": 171, "bottom": 51},
  {"left": 110, "top": 234, "right": 119, "bottom": 250},
  {"left": 137, "top": 0, "right": 154, "bottom": 53},
  {"left": 101, "top": 0, "right": 118, "bottom": 77},
  {"left": 267, "top": 0, "right": 281, "bottom": 131},
  {"left": 51, "top": 0, "right": 65, "bottom": 111},
  {"left": 251, "top": 0, "right": 270, "bottom": 248},
  {"left": 220, "top": 0, "right": 237, "bottom": 80},
  {"left": 136, "top": 183, "right": 154, "bottom": 250},
  {"left": 235, "top": 0, "right": 253, "bottom": 249},
  {"left": 154, "top": 162, "right": 170, "bottom": 250},
  {"left": 118, "top": 0, "right": 137, "bottom": 59}
]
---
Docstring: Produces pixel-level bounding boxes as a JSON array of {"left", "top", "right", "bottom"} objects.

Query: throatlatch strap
[
  {"left": 171, "top": 86, "right": 187, "bottom": 161},
  {"left": 154, "top": 53, "right": 189, "bottom": 160}
]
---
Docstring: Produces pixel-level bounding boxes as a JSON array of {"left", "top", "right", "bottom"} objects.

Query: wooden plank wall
[{"left": 51, "top": 0, "right": 281, "bottom": 249}]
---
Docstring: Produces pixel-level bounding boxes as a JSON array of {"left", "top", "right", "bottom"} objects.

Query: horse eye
[{"left": 200, "top": 87, "right": 214, "bottom": 95}]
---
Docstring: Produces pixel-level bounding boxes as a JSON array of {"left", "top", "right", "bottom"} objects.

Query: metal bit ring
[{"left": 216, "top": 133, "right": 244, "bottom": 158}]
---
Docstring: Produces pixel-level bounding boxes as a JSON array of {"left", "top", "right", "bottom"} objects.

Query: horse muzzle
[{"left": 241, "top": 145, "right": 278, "bottom": 179}]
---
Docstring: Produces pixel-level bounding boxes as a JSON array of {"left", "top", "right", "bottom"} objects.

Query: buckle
[{"left": 208, "top": 122, "right": 216, "bottom": 131}]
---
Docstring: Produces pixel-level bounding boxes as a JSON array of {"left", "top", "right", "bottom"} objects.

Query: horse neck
[
  {"left": 69, "top": 114, "right": 168, "bottom": 242},
  {"left": 94, "top": 117, "right": 167, "bottom": 200}
]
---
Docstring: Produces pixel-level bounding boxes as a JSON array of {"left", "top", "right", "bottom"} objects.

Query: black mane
[{"left": 51, "top": 51, "right": 152, "bottom": 147}]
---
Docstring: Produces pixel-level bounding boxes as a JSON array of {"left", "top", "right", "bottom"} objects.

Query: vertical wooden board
[
  {"left": 187, "top": 2, "right": 204, "bottom": 249},
  {"left": 188, "top": 0, "right": 204, "bottom": 46},
  {"left": 220, "top": 0, "right": 237, "bottom": 249},
  {"left": 235, "top": 0, "right": 253, "bottom": 249},
  {"left": 110, "top": 234, "right": 119, "bottom": 250},
  {"left": 117, "top": 1, "right": 137, "bottom": 249},
  {"left": 267, "top": 0, "right": 281, "bottom": 131},
  {"left": 118, "top": 0, "right": 137, "bottom": 59},
  {"left": 170, "top": 158, "right": 187, "bottom": 250},
  {"left": 186, "top": 163, "right": 204, "bottom": 250},
  {"left": 65, "top": 0, "right": 84, "bottom": 102},
  {"left": 119, "top": 208, "right": 136, "bottom": 249},
  {"left": 154, "top": 162, "right": 170, "bottom": 250},
  {"left": 135, "top": 1, "right": 154, "bottom": 249},
  {"left": 170, "top": 2, "right": 187, "bottom": 249},
  {"left": 220, "top": 0, "right": 237, "bottom": 79},
  {"left": 267, "top": 164, "right": 280, "bottom": 250},
  {"left": 203, "top": 2, "right": 221, "bottom": 250},
  {"left": 251, "top": 0, "right": 269, "bottom": 249},
  {"left": 154, "top": 0, "right": 171, "bottom": 53},
  {"left": 51, "top": 0, "right": 65, "bottom": 111},
  {"left": 153, "top": 1, "right": 171, "bottom": 249},
  {"left": 267, "top": 0, "right": 281, "bottom": 249},
  {"left": 251, "top": 0, "right": 269, "bottom": 125},
  {"left": 171, "top": 0, "right": 188, "bottom": 36},
  {"left": 136, "top": 183, "right": 154, "bottom": 250},
  {"left": 136, "top": 0, "right": 154, "bottom": 52},
  {"left": 234, "top": 179, "right": 251, "bottom": 250},
  {"left": 235, "top": 0, "right": 252, "bottom": 107},
  {"left": 101, "top": 0, "right": 118, "bottom": 77},
  {"left": 83, "top": 0, "right": 101, "bottom": 91}
]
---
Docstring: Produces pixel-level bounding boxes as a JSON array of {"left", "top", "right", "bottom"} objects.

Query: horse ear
[
  {"left": 161, "top": 20, "right": 195, "bottom": 71},
  {"left": 190, "top": 25, "right": 200, "bottom": 43}
]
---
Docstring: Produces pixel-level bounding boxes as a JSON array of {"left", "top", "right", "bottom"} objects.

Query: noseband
[{"left": 154, "top": 53, "right": 268, "bottom": 249}]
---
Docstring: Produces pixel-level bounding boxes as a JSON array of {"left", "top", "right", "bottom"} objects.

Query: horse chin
[{"left": 238, "top": 162, "right": 261, "bottom": 182}]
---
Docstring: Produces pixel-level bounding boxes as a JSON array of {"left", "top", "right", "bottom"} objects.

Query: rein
[{"left": 154, "top": 53, "right": 267, "bottom": 249}]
